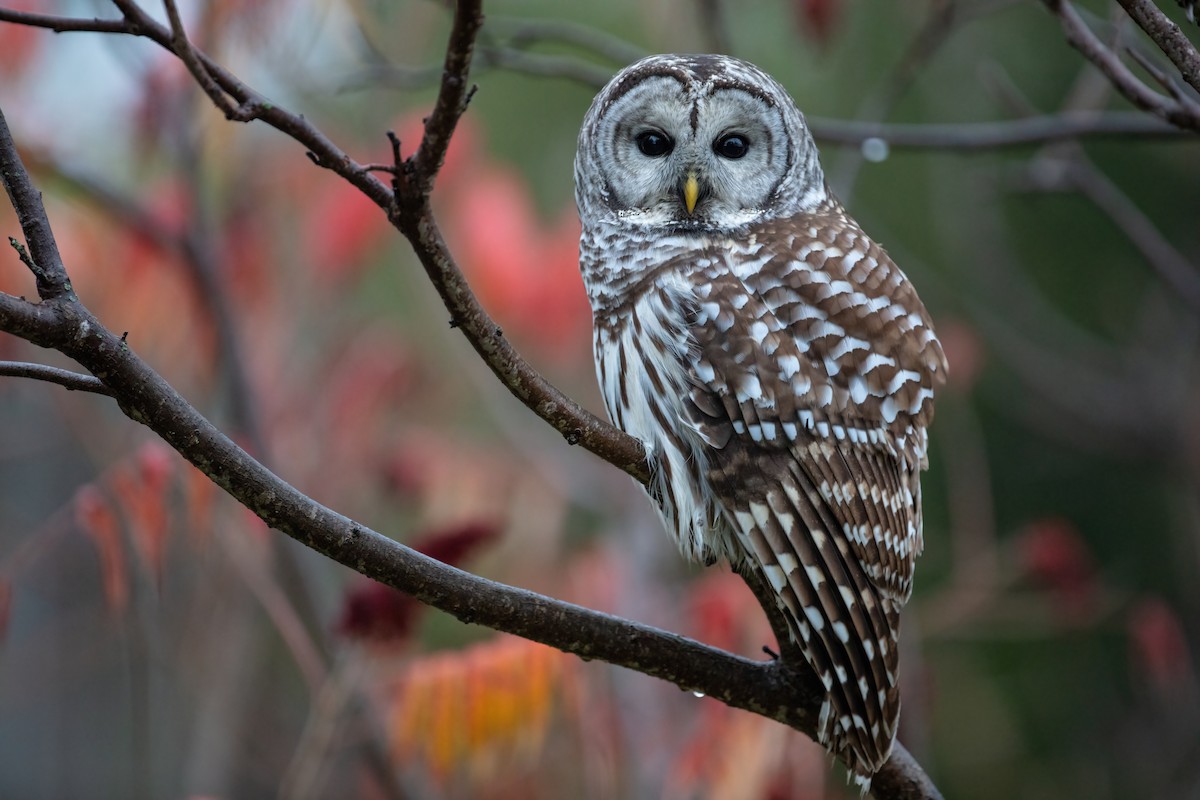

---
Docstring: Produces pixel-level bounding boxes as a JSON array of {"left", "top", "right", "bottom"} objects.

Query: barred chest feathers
[{"left": 583, "top": 229, "right": 743, "bottom": 568}]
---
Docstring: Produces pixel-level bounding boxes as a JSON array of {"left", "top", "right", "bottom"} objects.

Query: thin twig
[
  {"left": 1125, "top": 42, "right": 1190, "bottom": 100},
  {"left": 405, "top": 0, "right": 484, "bottom": 194},
  {"left": 1002, "top": 57, "right": 1200, "bottom": 315},
  {"left": 0, "top": 8, "right": 127, "bottom": 33},
  {"left": 809, "top": 110, "right": 1185, "bottom": 149},
  {"left": 501, "top": 18, "right": 644, "bottom": 64},
  {"left": 0, "top": 360, "right": 113, "bottom": 395}
]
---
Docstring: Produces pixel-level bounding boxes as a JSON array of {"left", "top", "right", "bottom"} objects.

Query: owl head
[{"left": 575, "top": 54, "right": 827, "bottom": 234}]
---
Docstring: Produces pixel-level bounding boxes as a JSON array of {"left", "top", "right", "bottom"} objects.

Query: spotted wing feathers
[{"left": 682, "top": 203, "right": 945, "bottom": 782}]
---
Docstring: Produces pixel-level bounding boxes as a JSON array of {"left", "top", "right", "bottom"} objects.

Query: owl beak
[{"left": 681, "top": 172, "right": 701, "bottom": 215}]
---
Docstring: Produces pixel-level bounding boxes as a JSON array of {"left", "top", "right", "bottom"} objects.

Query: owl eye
[
  {"left": 635, "top": 130, "right": 674, "bottom": 157},
  {"left": 714, "top": 133, "right": 750, "bottom": 159}
]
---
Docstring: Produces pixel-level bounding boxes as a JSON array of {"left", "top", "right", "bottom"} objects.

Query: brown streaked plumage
[{"left": 575, "top": 54, "right": 945, "bottom": 791}]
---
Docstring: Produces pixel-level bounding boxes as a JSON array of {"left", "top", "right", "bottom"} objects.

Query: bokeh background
[{"left": 1, "top": 0, "right": 1198, "bottom": 798}]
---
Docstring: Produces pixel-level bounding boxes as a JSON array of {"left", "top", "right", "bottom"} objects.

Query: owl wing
[{"left": 680, "top": 208, "right": 945, "bottom": 777}]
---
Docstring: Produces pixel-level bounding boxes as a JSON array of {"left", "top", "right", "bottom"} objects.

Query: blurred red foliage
[
  {"left": 688, "top": 570, "right": 772, "bottom": 653},
  {"left": 669, "top": 571, "right": 826, "bottom": 799},
  {"left": 1016, "top": 517, "right": 1098, "bottom": 620},
  {"left": 1127, "top": 596, "right": 1195, "bottom": 695},
  {"left": 111, "top": 442, "right": 176, "bottom": 585},
  {"left": 450, "top": 167, "right": 590, "bottom": 361},
  {"left": 0, "top": 0, "right": 40, "bottom": 77},
  {"left": 792, "top": 0, "right": 843, "bottom": 46},
  {"left": 337, "top": 520, "right": 500, "bottom": 644},
  {"left": 74, "top": 486, "right": 130, "bottom": 615},
  {"left": 304, "top": 177, "right": 392, "bottom": 285},
  {"left": 182, "top": 460, "right": 218, "bottom": 545}
]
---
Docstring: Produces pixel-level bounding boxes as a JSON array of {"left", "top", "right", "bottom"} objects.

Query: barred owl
[{"left": 574, "top": 54, "right": 946, "bottom": 790}]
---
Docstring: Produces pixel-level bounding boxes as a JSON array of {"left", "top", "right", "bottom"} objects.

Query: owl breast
[{"left": 587, "top": 236, "right": 741, "bottom": 568}]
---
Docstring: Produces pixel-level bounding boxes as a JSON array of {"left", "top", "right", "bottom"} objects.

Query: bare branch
[
  {"left": 1042, "top": 0, "right": 1200, "bottom": 131},
  {"left": 156, "top": 0, "right": 258, "bottom": 121},
  {"left": 0, "top": 113, "right": 73, "bottom": 301},
  {"left": 501, "top": 18, "right": 644, "bottom": 64},
  {"left": 405, "top": 0, "right": 484, "bottom": 194},
  {"left": 0, "top": 360, "right": 112, "bottom": 395},
  {"left": 1116, "top": 0, "right": 1200, "bottom": 93},
  {"left": 349, "top": 50, "right": 1186, "bottom": 149},
  {"left": 0, "top": 7, "right": 127, "bottom": 33},
  {"left": 809, "top": 110, "right": 1185, "bottom": 149},
  {"left": 346, "top": 16, "right": 633, "bottom": 93}
]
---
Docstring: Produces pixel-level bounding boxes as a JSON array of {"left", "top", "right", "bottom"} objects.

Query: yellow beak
[{"left": 683, "top": 173, "right": 700, "bottom": 215}]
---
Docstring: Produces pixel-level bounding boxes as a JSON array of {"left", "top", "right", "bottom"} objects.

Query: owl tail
[{"left": 816, "top": 676, "right": 902, "bottom": 796}]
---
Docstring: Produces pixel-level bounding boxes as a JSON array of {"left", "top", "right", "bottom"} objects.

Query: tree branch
[
  {"left": 0, "top": 360, "right": 112, "bottom": 395},
  {"left": 404, "top": 0, "right": 483, "bottom": 193},
  {"left": 0, "top": 7, "right": 127, "bottom": 33},
  {"left": 0, "top": 119, "right": 73, "bottom": 302},
  {"left": 808, "top": 110, "right": 1186, "bottom": 149},
  {"left": 1042, "top": 0, "right": 1200, "bottom": 131},
  {"left": 1116, "top": 0, "right": 1200, "bottom": 94}
]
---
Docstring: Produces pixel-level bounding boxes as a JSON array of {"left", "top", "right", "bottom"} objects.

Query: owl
[{"left": 574, "top": 54, "right": 946, "bottom": 790}]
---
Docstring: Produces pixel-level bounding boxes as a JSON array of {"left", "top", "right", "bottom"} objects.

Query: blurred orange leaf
[{"left": 390, "top": 636, "right": 569, "bottom": 783}]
